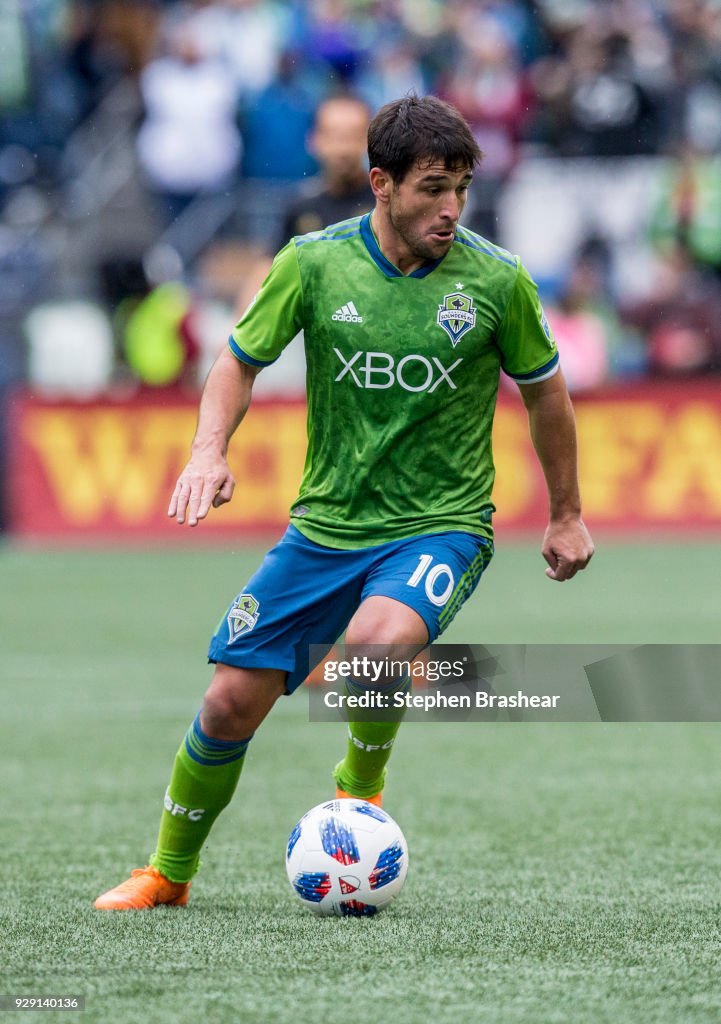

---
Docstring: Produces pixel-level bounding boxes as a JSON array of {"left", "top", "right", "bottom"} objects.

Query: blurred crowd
[
  {"left": 7, "top": 0, "right": 721, "bottom": 180},
  {"left": 3, "top": 0, "right": 721, "bottom": 394}
]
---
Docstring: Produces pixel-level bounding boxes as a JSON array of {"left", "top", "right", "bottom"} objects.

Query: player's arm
[
  {"left": 168, "top": 349, "right": 258, "bottom": 526},
  {"left": 170, "top": 241, "right": 304, "bottom": 527},
  {"left": 495, "top": 259, "right": 593, "bottom": 580},
  {"left": 519, "top": 368, "right": 594, "bottom": 581}
]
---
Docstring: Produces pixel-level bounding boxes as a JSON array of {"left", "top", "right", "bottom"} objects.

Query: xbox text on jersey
[{"left": 334, "top": 349, "right": 463, "bottom": 392}]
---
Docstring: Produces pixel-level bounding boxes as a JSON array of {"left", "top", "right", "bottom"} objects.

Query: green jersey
[{"left": 229, "top": 213, "right": 558, "bottom": 549}]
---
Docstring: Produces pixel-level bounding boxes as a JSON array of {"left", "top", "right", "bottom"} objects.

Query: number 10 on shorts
[{"left": 406, "top": 555, "right": 454, "bottom": 607}]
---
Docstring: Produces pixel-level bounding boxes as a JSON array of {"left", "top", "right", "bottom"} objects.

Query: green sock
[
  {"left": 333, "top": 677, "right": 409, "bottom": 798},
  {"left": 150, "top": 712, "right": 251, "bottom": 883}
]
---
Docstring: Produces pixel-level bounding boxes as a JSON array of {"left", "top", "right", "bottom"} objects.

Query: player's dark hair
[{"left": 367, "top": 94, "right": 482, "bottom": 182}]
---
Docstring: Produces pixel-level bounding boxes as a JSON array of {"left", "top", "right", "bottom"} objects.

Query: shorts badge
[
  {"left": 437, "top": 291, "right": 477, "bottom": 347},
  {"left": 227, "top": 593, "right": 260, "bottom": 642}
]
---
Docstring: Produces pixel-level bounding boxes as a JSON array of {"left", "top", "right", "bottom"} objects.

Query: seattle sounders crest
[
  {"left": 227, "top": 593, "right": 260, "bottom": 642},
  {"left": 437, "top": 292, "right": 477, "bottom": 347}
]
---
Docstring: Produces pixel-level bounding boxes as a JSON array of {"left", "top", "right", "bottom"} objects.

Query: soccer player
[{"left": 95, "top": 95, "right": 593, "bottom": 910}]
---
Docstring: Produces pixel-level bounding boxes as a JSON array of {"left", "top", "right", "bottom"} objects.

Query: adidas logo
[{"left": 332, "top": 301, "right": 363, "bottom": 323}]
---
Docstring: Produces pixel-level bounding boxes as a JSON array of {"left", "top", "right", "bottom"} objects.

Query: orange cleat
[
  {"left": 94, "top": 866, "right": 190, "bottom": 911},
  {"left": 335, "top": 786, "right": 382, "bottom": 807}
]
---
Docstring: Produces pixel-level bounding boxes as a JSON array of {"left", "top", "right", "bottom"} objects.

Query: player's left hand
[{"left": 541, "top": 518, "right": 594, "bottom": 581}]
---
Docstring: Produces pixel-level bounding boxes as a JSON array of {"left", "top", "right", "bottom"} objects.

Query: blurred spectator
[
  {"left": 9, "top": 0, "right": 721, "bottom": 397},
  {"left": 136, "top": 20, "right": 242, "bottom": 225},
  {"left": 122, "top": 281, "right": 200, "bottom": 390},
  {"left": 442, "top": 10, "right": 531, "bottom": 180},
  {"left": 240, "top": 50, "right": 318, "bottom": 180},
  {"left": 188, "top": 0, "right": 291, "bottom": 100},
  {"left": 441, "top": 9, "right": 532, "bottom": 238},
  {"left": 544, "top": 242, "right": 624, "bottom": 392},
  {"left": 275, "top": 94, "right": 373, "bottom": 248},
  {"left": 356, "top": 38, "right": 427, "bottom": 111},
  {"left": 649, "top": 146, "right": 721, "bottom": 274},
  {"left": 303, "top": 0, "right": 369, "bottom": 83},
  {"left": 621, "top": 244, "right": 721, "bottom": 375},
  {"left": 0, "top": 0, "right": 128, "bottom": 187},
  {"left": 96, "top": 0, "right": 160, "bottom": 77},
  {"left": 529, "top": 21, "right": 665, "bottom": 156},
  {"left": 234, "top": 92, "right": 372, "bottom": 358}
]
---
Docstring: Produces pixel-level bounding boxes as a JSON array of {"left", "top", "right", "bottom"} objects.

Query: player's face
[{"left": 387, "top": 161, "right": 472, "bottom": 262}]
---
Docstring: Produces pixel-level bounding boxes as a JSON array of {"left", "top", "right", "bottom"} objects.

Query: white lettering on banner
[{"left": 334, "top": 350, "right": 462, "bottom": 392}]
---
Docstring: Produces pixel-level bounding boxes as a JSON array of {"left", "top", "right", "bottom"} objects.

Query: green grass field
[{"left": 3, "top": 539, "right": 721, "bottom": 1024}]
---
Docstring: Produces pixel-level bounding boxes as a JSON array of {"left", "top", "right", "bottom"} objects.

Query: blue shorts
[{"left": 208, "top": 525, "right": 493, "bottom": 693}]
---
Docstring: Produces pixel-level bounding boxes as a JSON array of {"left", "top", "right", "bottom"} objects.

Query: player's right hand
[
  {"left": 168, "top": 455, "right": 236, "bottom": 527},
  {"left": 541, "top": 517, "right": 594, "bottom": 581}
]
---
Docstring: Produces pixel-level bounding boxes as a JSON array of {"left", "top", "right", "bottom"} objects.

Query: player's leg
[
  {"left": 94, "top": 664, "right": 285, "bottom": 910},
  {"left": 333, "top": 595, "right": 427, "bottom": 803},
  {"left": 94, "top": 525, "right": 366, "bottom": 909},
  {"left": 333, "top": 532, "right": 493, "bottom": 803},
  {"left": 147, "top": 664, "right": 286, "bottom": 885}
]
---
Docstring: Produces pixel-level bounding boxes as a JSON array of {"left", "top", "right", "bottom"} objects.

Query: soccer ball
[{"left": 285, "top": 799, "right": 409, "bottom": 917}]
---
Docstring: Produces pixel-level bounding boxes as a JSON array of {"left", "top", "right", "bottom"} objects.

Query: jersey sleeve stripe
[
  {"left": 323, "top": 215, "right": 363, "bottom": 234},
  {"left": 294, "top": 228, "right": 361, "bottom": 247},
  {"left": 454, "top": 230, "right": 517, "bottom": 268},
  {"left": 294, "top": 218, "right": 363, "bottom": 247},
  {"left": 507, "top": 352, "right": 560, "bottom": 384},
  {"left": 228, "top": 334, "right": 279, "bottom": 367}
]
